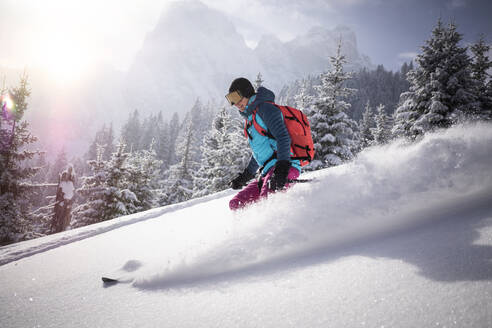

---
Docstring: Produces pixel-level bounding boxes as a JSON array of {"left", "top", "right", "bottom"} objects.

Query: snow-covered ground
[{"left": 1, "top": 123, "right": 492, "bottom": 328}]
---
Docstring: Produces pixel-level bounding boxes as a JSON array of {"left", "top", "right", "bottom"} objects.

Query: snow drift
[{"left": 131, "top": 122, "right": 492, "bottom": 289}]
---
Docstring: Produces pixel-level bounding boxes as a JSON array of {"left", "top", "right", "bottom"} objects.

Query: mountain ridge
[{"left": 125, "top": 0, "right": 372, "bottom": 119}]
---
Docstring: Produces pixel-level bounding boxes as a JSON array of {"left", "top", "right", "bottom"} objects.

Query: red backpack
[{"left": 244, "top": 102, "right": 315, "bottom": 166}]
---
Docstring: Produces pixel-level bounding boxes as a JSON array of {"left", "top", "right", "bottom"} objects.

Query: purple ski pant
[{"left": 229, "top": 167, "right": 300, "bottom": 210}]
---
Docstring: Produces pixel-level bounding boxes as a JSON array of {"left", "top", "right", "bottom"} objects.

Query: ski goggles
[{"left": 225, "top": 90, "right": 243, "bottom": 106}]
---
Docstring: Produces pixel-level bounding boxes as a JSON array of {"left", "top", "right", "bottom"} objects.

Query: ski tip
[{"left": 102, "top": 277, "right": 119, "bottom": 284}]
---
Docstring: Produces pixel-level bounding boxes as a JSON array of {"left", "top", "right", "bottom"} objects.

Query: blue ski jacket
[{"left": 239, "top": 87, "right": 301, "bottom": 176}]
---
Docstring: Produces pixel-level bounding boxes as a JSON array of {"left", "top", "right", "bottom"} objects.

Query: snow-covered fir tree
[
  {"left": 140, "top": 114, "right": 159, "bottom": 150},
  {"left": 391, "top": 89, "right": 420, "bottom": 139},
  {"left": 102, "top": 124, "right": 115, "bottom": 161},
  {"left": 121, "top": 109, "right": 141, "bottom": 151},
  {"left": 166, "top": 112, "right": 180, "bottom": 167},
  {"left": 153, "top": 112, "right": 171, "bottom": 171},
  {"left": 393, "top": 20, "right": 477, "bottom": 139},
  {"left": 72, "top": 142, "right": 137, "bottom": 227},
  {"left": 72, "top": 145, "right": 106, "bottom": 227},
  {"left": 193, "top": 107, "right": 249, "bottom": 198},
  {"left": 187, "top": 99, "right": 215, "bottom": 164},
  {"left": 85, "top": 124, "right": 115, "bottom": 162},
  {"left": 359, "top": 101, "right": 375, "bottom": 148},
  {"left": 126, "top": 142, "right": 162, "bottom": 212},
  {"left": 308, "top": 40, "right": 360, "bottom": 169},
  {"left": 47, "top": 147, "right": 68, "bottom": 183},
  {"left": 470, "top": 35, "right": 492, "bottom": 120},
  {"left": 30, "top": 152, "right": 52, "bottom": 210},
  {"left": 71, "top": 155, "right": 87, "bottom": 181},
  {"left": 294, "top": 79, "right": 314, "bottom": 114},
  {"left": 373, "top": 104, "right": 392, "bottom": 145},
  {"left": 0, "top": 75, "right": 41, "bottom": 244},
  {"left": 160, "top": 121, "right": 199, "bottom": 205},
  {"left": 99, "top": 141, "right": 137, "bottom": 220},
  {"left": 32, "top": 152, "right": 50, "bottom": 184},
  {"left": 227, "top": 111, "right": 251, "bottom": 176},
  {"left": 29, "top": 196, "right": 56, "bottom": 236},
  {"left": 278, "top": 76, "right": 315, "bottom": 108},
  {"left": 121, "top": 110, "right": 179, "bottom": 171}
]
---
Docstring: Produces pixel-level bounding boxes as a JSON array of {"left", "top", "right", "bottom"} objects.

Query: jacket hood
[{"left": 240, "top": 87, "right": 275, "bottom": 117}]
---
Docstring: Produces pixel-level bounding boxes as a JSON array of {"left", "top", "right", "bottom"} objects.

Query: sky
[{"left": 0, "top": 0, "right": 490, "bottom": 82}]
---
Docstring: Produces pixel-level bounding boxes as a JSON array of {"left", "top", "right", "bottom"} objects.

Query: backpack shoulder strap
[
  {"left": 252, "top": 110, "right": 275, "bottom": 139},
  {"left": 244, "top": 107, "right": 275, "bottom": 140},
  {"left": 251, "top": 105, "right": 278, "bottom": 139}
]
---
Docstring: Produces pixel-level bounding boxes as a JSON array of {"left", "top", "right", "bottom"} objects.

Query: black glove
[
  {"left": 268, "top": 160, "right": 291, "bottom": 191},
  {"left": 230, "top": 169, "right": 255, "bottom": 190}
]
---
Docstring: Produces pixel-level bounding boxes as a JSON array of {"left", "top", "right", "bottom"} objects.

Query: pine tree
[
  {"left": 229, "top": 112, "right": 252, "bottom": 175},
  {"left": 0, "top": 75, "right": 40, "bottom": 244},
  {"left": 360, "top": 101, "right": 375, "bottom": 148},
  {"left": 71, "top": 156, "right": 86, "bottom": 180},
  {"left": 373, "top": 104, "right": 392, "bottom": 145},
  {"left": 193, "top": 107, "right": 249, "bottom": 198},
  {"left": 393, "top": 20, "right": 446, "bottom": 139},
  {"left": 102, "top": 123, "right": 115, "bottom": 161},
  {"left": 32, "top": 152, "right": 49, "bottom": 184},
  {"left": 126, "top": 142, "right": 162, "bottom": 212},
  {"left": 160, "top": 121, "right": 198, "bottom": 205},
  {"left": 139, "top": 113, "right": 159, "bottom": 150},
  {"left": 294, "top": 79, "right": 314, "bottom": 114},
  {"left": 72, "top": 145, "right": 107, "bottom": 227},
  {"left": 470, "top": 35, "right": 492, "bottom": 120},
  {"left": 166, "top": 112, "right": 180, "bottom": 167},
  {"left": 309, "top": 40, "right": 360, "bottom": 169},
  {"left": 30, "top": 152, "right": 52, "bottom": 212},
  {"left": 48, "top": 147, "right": 68, "bottom": 183},
  {"left": 393, "top": 20, "right": 477, "bottom": 139},
  {"left": 104, "top": 142, "right": 138, "bottom": 218},
  {"left": 188, "top": 99, "right": 214, "bottom": 164},
  {"left": 121, "top": 109, "right": 141, "bottom": 151},
  {"left": 154, "top": 112, "right": 171, "bottom": 170},
  {"left": 391, "top": 89, "right": 421, "bottom": 139},
  {"left": 85, "top": 124, "right": 115, "bottom": 161},
  {"left": 72, "top": 142, "right": 137, "bottom": 227}
]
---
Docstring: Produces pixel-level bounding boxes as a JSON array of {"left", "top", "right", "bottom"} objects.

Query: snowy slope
[{"left": 1, "top": 123, "right": 492, "bottom": 328}]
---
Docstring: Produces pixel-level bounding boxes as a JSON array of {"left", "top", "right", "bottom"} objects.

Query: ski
[
  {"left": 288, "top": 178, "right": 315, "bottom": 183},
  {"left": 102, "top": 276, "right": 119, "bottom": 284},
  {"left": 101, "top": 259, "right": 143, "bottom": 286}
]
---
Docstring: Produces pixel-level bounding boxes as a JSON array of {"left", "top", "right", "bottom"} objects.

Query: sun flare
[
  {"left": 1, "top": 94, "right": 14, "bottom": 111},
  {"left": 35, "top": 36, "right": 93, "bottom": 84}
]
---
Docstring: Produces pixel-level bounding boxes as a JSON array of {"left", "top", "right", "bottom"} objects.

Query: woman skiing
[{"left": 226, "top": 77, "right": 301, "bottom": 210}]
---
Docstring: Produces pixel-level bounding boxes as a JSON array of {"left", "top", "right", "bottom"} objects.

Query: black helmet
[{"left": 228, "top": 77, "right": 255, "bottom": 98}]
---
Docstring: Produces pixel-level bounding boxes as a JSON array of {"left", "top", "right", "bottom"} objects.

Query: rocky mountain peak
[{"left": 125, "top": 1, "right": 372, "bottom": 119}]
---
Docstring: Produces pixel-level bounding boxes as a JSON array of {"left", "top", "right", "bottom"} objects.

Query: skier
[{"left": 226, "top": 77, "right": 301, "bottom": 210}]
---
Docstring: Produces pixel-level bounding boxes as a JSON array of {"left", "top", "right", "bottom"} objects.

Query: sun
[{"left": 35, "top": 35, "right": 93, "bottom": 84}]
